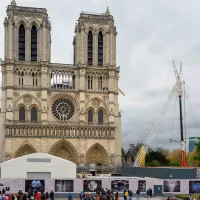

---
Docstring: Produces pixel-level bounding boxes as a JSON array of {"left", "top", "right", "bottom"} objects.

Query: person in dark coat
[
  {"left": 136, "top": 189, "right": 140, "bottom": 200},
  {"left": 147, "top": 189, "right": 152, "bottom": 198},
  {"left": 50, "top": 190, "right": 54, "bottom": 200},
  {"left": 41, "top": 191, "right": 46, "bottom": 200},
  {"left": 2, "top": 189, "right": 5, "bottom": 195}
]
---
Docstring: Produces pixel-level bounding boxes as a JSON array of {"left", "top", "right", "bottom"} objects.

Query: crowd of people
[
  {"left": 77, "top": 188, "right": 152, "bottom": 200},
  {"left": 0, "top": 187, "right": 154, "bottom": 200},
  {"left": 0, "top": 188, "right": 55, "bottom": 200},
  {"left": 0, "top": 187, "right": 182, "bottom": 200}
]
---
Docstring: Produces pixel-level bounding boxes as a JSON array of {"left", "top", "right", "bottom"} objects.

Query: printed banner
[
  {"left": 55, "top": 180, "right": 73, "bottom": 192},
  {"left": 83, "top": 180, "right": 102, "bottom": 192},
  {"left": 111, "top": 180, "right": 129, "bottom": 192},
  {"left": 163, "top": 180, "right": 180, "bottom": 192},
  {"left": 138, "top": 180, "right": 146, "bottom": 192},
  {"left": 25, "top": 180, "right": 45, "bottom": 192},
  {"left": 189, "top": 181, "right": 200, "bottom": 194}
]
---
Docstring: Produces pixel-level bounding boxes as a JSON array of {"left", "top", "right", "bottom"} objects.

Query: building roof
[{"left": 1, "top": 153, "right": 76, "bottom": 166}]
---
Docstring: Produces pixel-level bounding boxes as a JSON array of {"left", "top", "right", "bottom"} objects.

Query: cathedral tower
[{"left": 1, "top": 1, "right": 121, "bottom": 169}]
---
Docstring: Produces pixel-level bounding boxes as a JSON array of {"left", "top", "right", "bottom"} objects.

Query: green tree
[
  {"left": 194, "top": 138, "right": 200, "bottom": 166},
  {"left": 186, "top": 151, "right": 198, "bottom": 167},
  {"left": 167, "top": 149, "right": 181, "bottom": 166},
  {"left": 121, "top": 147, "right": 126, "bottom": 162},
  {"left": 146, "top": 160, "right": 160, "bottom": 167},
  {"left": 145, "top": 150, "right": 170, "bottom": 166}
]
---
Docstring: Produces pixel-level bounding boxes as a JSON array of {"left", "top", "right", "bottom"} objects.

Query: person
[
  {"left": 82, "top": 192, "right": 86, "bottom": 200},
  {"left": 147, "top": 189, "right": 152, "bottom": 198},
  {"left": 128, "top": 190, "right": 133, "bottom": 200},
  {"left": 115, "top": 190, "right": 119, "bottom": 200},
  {"left": 86, "top": 192, "right": 91, "bottom": 200},
  {"left": 124, "top": 190, "right": 129, "bottom": 200},
  {"left": 106, "top": 189, "right": 111, "bottom": 200},
  {"left": 79, "top": 191, "right": 83, "bottom": 200},
  {"left": 50, "top": 190, "right": 54, "bottom": 200},
  {"left": 36, "top": 192, "right": 41, "bottom": 200},
  {"left": 136, "top": 189, "right": 140, "bottom": 200},
  {"left": 28, "top": 189, "right": 32, "bottom": 200},
  {"left": 167, "top": 196, "right": 171, "bottom": 200},
  {"left": 45, "top": 192, "right": 49, "bottom": 200},
  {"left": 41, "top": 191, "right": 46, "bottom": 200},
  {"left": 2, "top": 189, "right": 5, "bottom": 195},
  {"left": 123, "top": 189, "right": 126, "bottom": 200},
  {"left": 149, "top": 189, "right": 152, "bottom": 198},
  {"left": 68, "top": 193, "right": 73, "bottom": 200},
  {"left": 22, "top": 193, "right": 27, "bottom": 200}
]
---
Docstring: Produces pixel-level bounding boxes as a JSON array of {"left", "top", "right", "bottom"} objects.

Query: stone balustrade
[
  {"left": 5, "top": 124, "right": 115, "bottom": 139},
  {"left": 6, "top": 120, "right": 110, "bottom": 126}
]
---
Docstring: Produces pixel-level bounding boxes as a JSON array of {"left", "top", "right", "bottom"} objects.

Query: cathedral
[{"left": 0, "top": 0, "right": 122, "bottom": 168}]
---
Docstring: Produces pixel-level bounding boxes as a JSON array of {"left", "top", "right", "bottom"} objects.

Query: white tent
[{"left": 0, "top": 153, "right": 76, "bottom": 179}]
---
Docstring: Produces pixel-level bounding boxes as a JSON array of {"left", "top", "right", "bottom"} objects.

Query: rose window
[{"left": 52, "top": 98, "right": 75, "bottom": 121}]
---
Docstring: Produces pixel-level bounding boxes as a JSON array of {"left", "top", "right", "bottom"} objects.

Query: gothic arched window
[
  {"left": 32, "top": 73, "right": 35, "bottom": 85},
  {"left": 19, "top": 106, "right": 25, "bottom": 121},
  {"left": 31, "top": 25, "right": 37, "bottom": 61},
  {"left": 88, "top": 76, "right": 93, "bottom": 90},
  {"left": 98, "top": 76, "right": 103, "bottom": 90},
  {"left": 32, "top": 73, "right": 37, "bottom": 86},
  {"left": 98, "top": 110, "right": 104, "bottom": 125},
  {"left": 72, "top": 74, "right": 75, "bottom": 89},
  {"left": 88, "top": 31, "right": 93, "bottom": 65},
  {"left": 31, "top": 107, "right": 37, "bottom": 122},
  {"left": 19, "top": 24, "right": 25, "bottom": 61},
  {"left": 88, "top": 109, "right": 93, "bottom": 123},
  {"left": 98, "top": 32, "right": 103, "bottom": 66},
  {"left": 21, "top": 72, "right": 24, "bottom": 85}
]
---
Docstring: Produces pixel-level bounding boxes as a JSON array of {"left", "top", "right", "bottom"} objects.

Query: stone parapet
[{"left": 5, "top": 124, "right": 115, "bottom": 139}]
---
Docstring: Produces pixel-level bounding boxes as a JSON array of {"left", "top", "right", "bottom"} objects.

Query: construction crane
[
  {"left": 172, "top": 61, "right": 185, "bottom": 167},
  {"left": 133, "top": 61, "right": 183, "bottom": 167}
]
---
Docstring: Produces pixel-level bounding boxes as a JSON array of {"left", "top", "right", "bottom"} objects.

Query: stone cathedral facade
[{"left": 0, "top": 0, "right": 121, "bottom": 167}]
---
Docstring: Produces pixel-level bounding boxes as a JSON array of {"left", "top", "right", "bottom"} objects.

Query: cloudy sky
[{"left": 1, "top": 0, "right": 200, "bottom": 151}]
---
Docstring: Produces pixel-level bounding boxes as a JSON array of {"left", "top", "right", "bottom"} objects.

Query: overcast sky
[{"left": 1, "top": 0, "right": 200, "bottom": 152}]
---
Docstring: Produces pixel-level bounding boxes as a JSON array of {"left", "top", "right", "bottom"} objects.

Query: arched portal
[
  {"left": 85, "top": 143, "right": 109, "bottom": 165},
  {"left": 49, "top": 140, "right": 78, "bottom": 164},
  {"left": 14, "top": 144, "right": 37, "bottom": 158}
]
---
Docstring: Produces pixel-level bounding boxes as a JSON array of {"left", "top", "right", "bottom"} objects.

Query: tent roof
[{"left": 1, "top": 153, "right": 76, "bottom": 166}]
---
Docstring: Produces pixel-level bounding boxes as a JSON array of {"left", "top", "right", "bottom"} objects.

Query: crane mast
[{"left": 173, "top": 61, "right": 185, "bottom": 167}]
